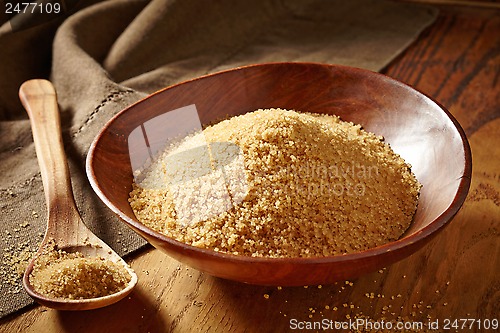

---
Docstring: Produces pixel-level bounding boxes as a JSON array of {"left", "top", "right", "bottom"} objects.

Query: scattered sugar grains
[
  {"left": 129, "top": 108, "right": 421, "bottom": 257},
  {"left": 29, "top": 243, "right": 131, "bottom": 299}
]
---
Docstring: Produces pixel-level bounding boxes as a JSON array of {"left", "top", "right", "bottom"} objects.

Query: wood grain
[
  {"left": 401, "top": 0, "right": 500, "bottom": 9},
  {"left": 382, "top": 7, "right": 500, "bottom": 136},
  {"left": 1, "top": 6, "right": 498, "bottom": 333}
]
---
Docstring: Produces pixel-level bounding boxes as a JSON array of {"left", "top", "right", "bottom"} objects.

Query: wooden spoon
[{"left": 19, "top": 79, "right": 138, "bottom": 310}]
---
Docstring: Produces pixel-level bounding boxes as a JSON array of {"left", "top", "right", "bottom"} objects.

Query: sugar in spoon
[{"left": 19, "top": 79, "right": 137, "bottom": 310}]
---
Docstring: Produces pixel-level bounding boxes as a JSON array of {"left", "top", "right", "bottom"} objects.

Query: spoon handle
[{"left": 19, "top": 79, "right": 80, "bottom": 239}]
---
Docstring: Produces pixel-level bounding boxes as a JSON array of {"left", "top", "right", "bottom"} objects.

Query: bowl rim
[{"left": 86, "top": 61, "right": 472, "bottom": 264}]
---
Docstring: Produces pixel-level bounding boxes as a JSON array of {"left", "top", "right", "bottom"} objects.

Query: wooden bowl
[{"left": 86, "top": 63, "right": 471, "bottom": 286}]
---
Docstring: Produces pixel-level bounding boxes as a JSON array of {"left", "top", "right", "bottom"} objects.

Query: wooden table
[{"left": 1, "top": 4, "right": 498, "bottom": 333}]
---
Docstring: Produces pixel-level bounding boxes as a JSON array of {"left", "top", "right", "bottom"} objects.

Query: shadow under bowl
[{"left": 86, "top": 62, "right": 471, "bottom": 286}]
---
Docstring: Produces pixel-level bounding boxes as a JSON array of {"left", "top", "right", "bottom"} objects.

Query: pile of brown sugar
[
  {"left": 29, "top": 243, "right": 132, "bottom": 300},
  {"left": 129, "top": 108, "right": 421, "bottom": 257}
]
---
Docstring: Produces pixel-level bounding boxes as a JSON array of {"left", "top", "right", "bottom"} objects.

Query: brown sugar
[
  {"left": 129, "top": 108, "right": 421, "bottom": 257},
  {"left": 29, "top": 243, "right": 131, "bottom": 300}
]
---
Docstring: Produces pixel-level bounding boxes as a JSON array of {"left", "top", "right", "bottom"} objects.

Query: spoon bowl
[{"left": 19, "top": 79, "right": 137, "bottom": 311}]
